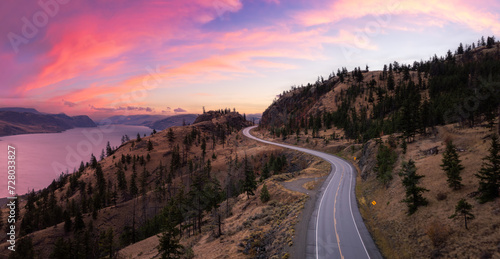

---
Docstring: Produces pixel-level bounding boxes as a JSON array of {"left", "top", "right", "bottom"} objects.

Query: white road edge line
[{"left": 343, "top": 159, "right": 371, "bottom": 259}]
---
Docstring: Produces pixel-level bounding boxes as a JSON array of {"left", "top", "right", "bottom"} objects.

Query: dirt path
[{"left": 281, "top": 177, "right": 325, "bottom": 195}]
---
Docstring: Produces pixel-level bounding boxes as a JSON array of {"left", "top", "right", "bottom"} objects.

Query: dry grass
[
  {"left": 356, "top": 125, "right": 500, "bottom": 258},
  {"left": 426, "top": 219, "right": 452, "bottom": 248},
  {"left": 257, "top": 123, "right": 500, "bottom": 258},
  {"left": 303, "top": 179, "right": 322, "bottom": 190}
]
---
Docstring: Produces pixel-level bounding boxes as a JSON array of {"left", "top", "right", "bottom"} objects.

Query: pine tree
[
  {"left": 95, "top": 164, "right": 106, "bottom": 200},
  {"left": 260, "top": 163, "right": 270, "bottom": 181},
  {"left": 90, "top": 153, "right": 98, "bottom": 168},
  {"left": 441, "top": 140, "right": 464, "bottom": 190},
  {"left": 79, "top": 161, "right": 85, "bottom": 173},
  {"left": 475, "top": 135, "right": 500, "bottom": 203},
  {"left": 157, "top": 223, "right": 183, "bottom": 259},
  {"left": 457, "top": 43, "right": 464, "bottom": 54},
  {"left": 8, "top": 236, "right": 35, "bottom": 259},
  {"left": 64, "top": 211, "right": 72, "bottom": 232},
  {"left": 99, "top": 228, "right": 115, "bottom": 258},
  {"left": 449, "top": 198, "right": 474, "bottom": 229},
  {"left": 486, "top": 36, "right": 495, "bottom": 48},
  {"left": 419, "top": 99, "right": 430, "bottom": 134},
  {"left": 140, "top": 166, "right": 149, "bottom": 196},
  {"left": 400, "top": 88, "right": 420, "bottom": 142},
  {"left": 387, "top": 70, "right": 395, "bottom": 91},
  {"left": 399, "top": 159, "right": 429, "bottom": 215},
  {"left": 130, "top": 172, "right": 138, "bottom": 197},
  {"left": 99, "top": 148, "right": 105, "bottom": 160},
  {"left": 74, "top": 210, "right": 85, "bottom": 232},
  {"left": 260, "top": 184, "right": 270, "bottom": 203},
  {"left": 50, "top": 238, "right": 70, "bottom": 259},
  {"left": 201, "top": 138, "right": 207, "bottom": 158},
  {"left": 167, "top": 128, "right": 175, "bottom": 146},
  {"left": 116, "top": 168, "right": 127, "bottom": 191},
  {"left": 374, "top": 144, "right": 397, "bottom": 185},
  {"left": 106, "top": 141, "right": 112, "bottom": 157},
  {"left": 136, "top": 133, "right": 142, "bottom": 142},
  {"left": 242, "top": 156, "right": 257, "bottom": 199},
  {"left": 147, "top": 140, "right": 154, "bottom": 151}
]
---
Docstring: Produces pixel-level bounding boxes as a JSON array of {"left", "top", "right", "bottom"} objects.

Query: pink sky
[{"left": 1, "top": 0, "right": 499, "bottom": 119}]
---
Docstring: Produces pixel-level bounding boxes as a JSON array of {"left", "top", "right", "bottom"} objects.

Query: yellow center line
[{"left": 333, "top": 162, "right": 345, "bottom": 259}]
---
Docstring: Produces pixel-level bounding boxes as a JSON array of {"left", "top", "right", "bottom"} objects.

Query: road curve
[{"left": 243, "top": 126, "right": 382, "bottom": 259}]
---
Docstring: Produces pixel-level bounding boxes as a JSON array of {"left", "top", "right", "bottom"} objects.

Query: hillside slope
[{"left": 261, "top": 39, "right": 500, "bottom": 142}]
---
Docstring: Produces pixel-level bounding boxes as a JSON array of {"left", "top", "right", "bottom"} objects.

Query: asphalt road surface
[{"left": 243, "top": 126, "right": 382, "bottom": 259}]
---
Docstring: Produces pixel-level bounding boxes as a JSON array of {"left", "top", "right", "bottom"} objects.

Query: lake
[{"left": 0, "top": 125, "right": 152, "bottom": 198}]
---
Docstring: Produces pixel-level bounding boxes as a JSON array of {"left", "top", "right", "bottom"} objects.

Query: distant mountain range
[
  {"left": 103, "top": 115, "right": 169, "bottom": 126},
  {"left": 246, "top": 113, "right": 262, "bottom": 124},
  {"left": 147, "top": 114, "right": 198, "bottom": 130},
  {"left": 103, "top": 114, "right": 198, "bottom": 130},
  {"left": 0, "top": 107, "right": 42, "bottom": 114},
  {"left": 0, "top": 107, "right": 242, "bottom": 137},
  {"left": 0, "top": 108, "right": 96, "bottom": 137}
]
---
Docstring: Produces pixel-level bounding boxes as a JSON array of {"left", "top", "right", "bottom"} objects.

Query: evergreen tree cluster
[
  {"left": 259, "top": 153, "right": 288, "bottom": 181},
  {"left": 374, "top": 143, "right": 397, "bottom": 186},
  {"left": 476, "top": 135, "right": 500, "bottom": 203},
  {"left": 262, "top": 36, "right": 500, "bottom": 143}
]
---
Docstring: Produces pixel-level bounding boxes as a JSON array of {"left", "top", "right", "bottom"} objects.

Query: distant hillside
[
  {"left": 0, "top": 107, "right": 41, "bottom": 114},
  {"left": 103, "top": 114, "right": 197, "bottom": 130},
  {"left": 147, "top": 114, "right": 197, "bottom": 130},
  {"left": 103, "top": 115, "right": 168, "bottom": 126},
  {"left": 0, "top": 110, "right": 96, "bottom": 137},
  {"left": 246, "top": 113, "right": 262, "bottom": 124}
]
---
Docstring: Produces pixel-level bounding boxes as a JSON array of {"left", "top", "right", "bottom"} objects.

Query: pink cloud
[
  {"left": 62, "top": 100, "right": 77, "bottom": 107},
  {"left": 9, "top": 0, "right": 245, "bottom": 96},
  {"left": 296, "top": 0, "right": 500, "bottom": 34},
  {"left": 4, "top": 0, "right": 498, "bottom": 119}
]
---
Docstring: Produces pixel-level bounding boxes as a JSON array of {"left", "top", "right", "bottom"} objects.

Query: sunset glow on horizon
[{"left": 2, "top": 0, "right": 500, "bottom": 119}]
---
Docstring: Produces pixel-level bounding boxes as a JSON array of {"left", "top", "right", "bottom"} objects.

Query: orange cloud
[{"left": 70, "top": 25, "right": 365, "bottom": 101}]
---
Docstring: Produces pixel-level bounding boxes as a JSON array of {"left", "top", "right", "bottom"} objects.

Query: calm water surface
[{"left": 0, "top": 125, "right": 152, "bottom": 197}]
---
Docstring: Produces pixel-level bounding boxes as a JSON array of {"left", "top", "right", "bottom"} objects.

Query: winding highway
[{"left": 243, "top": 126, "right": 382, "bottom": 259}]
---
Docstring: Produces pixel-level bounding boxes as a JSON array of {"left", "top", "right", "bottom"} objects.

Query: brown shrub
[
  {"left": 436, "top": 192, "right": 447, "bottom": 201},
  {"left": 426, "top": 220, "right": 451, "bottom": 247},
  {"left": 387, "top": 135, "right": 397, "bottom": 149},
  {"left": 479, "top": 250, "right": 492, "bottom": 259}
]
